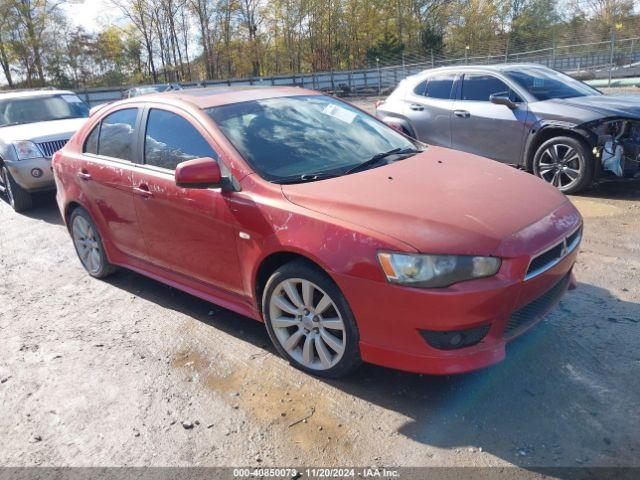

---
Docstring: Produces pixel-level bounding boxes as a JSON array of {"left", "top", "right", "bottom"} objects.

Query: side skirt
[{"left": 111, "top": 252, "right": 261, "bottom": 322}]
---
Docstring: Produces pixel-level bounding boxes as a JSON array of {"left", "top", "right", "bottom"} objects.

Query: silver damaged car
[{"left": 376, "top": 64, "right": 640, "bottom": 194}]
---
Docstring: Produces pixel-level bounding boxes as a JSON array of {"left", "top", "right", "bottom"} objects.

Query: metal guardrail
[
  {"left": 589, "top": 77, "right": 640, "bottom": 88},
  {"left": 75, "top": 44, "right": 640, "bottom": 106}
]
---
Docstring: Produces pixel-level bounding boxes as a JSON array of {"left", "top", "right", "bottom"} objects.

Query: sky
[{"left": 62, "top": 0, "right": 117, "bottom": 33}]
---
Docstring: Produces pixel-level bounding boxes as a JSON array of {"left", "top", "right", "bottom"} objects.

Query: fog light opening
[
  {"left": 31, "top": 168, "right": 43, "bottom": 178},
  {"left": 420, "top": 325, "right": 490, "bottom": 351}
]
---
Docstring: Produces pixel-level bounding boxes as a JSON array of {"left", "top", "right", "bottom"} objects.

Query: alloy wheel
[
  {"left": 537, "top": 143, "right": 583, "bottom": 190},
  {"left": 268, "top": 278, "right": 346, "bottom": 371},
  {"left": 72, "top": 216, "right": 103, "bottom": 275}
]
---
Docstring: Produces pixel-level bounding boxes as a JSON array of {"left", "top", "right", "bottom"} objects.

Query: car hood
[
  {"left": 282, "top": 147, "right": 570, "bottom": 256},
  {"left": 542, "top": 95, "right": 640, "bottom": 120},
  {"left": 0, "top": 118, "right": 88, "bottom": 143}
]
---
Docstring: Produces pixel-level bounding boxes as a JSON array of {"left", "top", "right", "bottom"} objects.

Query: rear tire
[
  {"left": 1, "top": 165, "right": 33, "bottom": 212},
  {"left": 262, "top": 260, "right": 362, "bottom": 378},
  {"left": 532, "top": 136, "right": 594, "bottom": 194},
  {"left": 70, "top": 207, "right": 117, "bottom": 278}
]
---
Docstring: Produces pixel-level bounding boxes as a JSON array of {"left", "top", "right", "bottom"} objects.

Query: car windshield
[
  {"left": 133, "top": 87, "right": 163, "bottom": 96},
  {"left": 130, "top": 84, "right": 181, "bottom": 97},
  {"left": 206, "top": 95, "right": 420, "bottom": 183},
  {"left": 504, "top": 68, "right": 600, "bottom": 101},
  {"left": 0, "top": 94, "right": 89, "bottom": 127}
]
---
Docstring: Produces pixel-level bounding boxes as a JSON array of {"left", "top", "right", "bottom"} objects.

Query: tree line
[{"left": 0, "top": 0, "right": 638, "bottom": 89}]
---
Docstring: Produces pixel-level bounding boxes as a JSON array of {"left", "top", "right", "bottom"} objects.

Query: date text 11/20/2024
[{"left": 232, "top": 467, "right": 400, "bottom": 478}]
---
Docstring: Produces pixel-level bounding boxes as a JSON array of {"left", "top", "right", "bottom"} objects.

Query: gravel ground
[{"left": 1, "top": 143, "right": 639, "bottom": 469}]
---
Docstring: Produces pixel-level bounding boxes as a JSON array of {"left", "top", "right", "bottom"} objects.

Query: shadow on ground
[
  {"left": 580, "top": 178, "right": 640, "bottom": 200},
  {"left": 1, "top": 192, "right": 63, "bottom": 225},
  {"left": 104, "top": 266, "right": 640, "bottom": 470}
]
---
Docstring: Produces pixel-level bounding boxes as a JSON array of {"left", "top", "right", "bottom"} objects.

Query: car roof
[
  {"left": 118, "top": 85, "right": 317, "bottom": 110},
  {"left": 0, "top": 89, "right": 76, "bottom": 100},
  {"left": 416, "top": 63, "right": 552, "bottom": 76}
]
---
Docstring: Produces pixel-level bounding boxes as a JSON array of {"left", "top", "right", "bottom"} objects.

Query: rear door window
[
  {"left": 414, "top": 75, "right": 455, "bottom": 99},
  {"left": 144, "top": 109, "right": 218, "bottom": 171},
  {"left": 413, "top": 80, "right": 428, "bottom": 96},
  {"left": 95, "top": 108, "right": 139, "bottom": 161},
  {"left": 84, "top": 125, "right": 99, "bottom": 154},
  {"left": 424, "top": 75, "right": 455, "bottom": 99}
]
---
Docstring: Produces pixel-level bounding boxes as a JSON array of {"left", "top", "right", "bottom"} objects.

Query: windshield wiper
[
  {"left": 343, "top": 147, "right": 422, "bottom": 175},
  {"left": 275, "top": 147, "right": 423, "bottom": 184},
  {"left": 277, "top": 172, "right": 341, "bottom": 184}
]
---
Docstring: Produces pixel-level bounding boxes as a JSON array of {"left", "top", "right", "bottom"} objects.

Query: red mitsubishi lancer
[{"left": 52, "top": 87, "right": 581, "bottom": 378}]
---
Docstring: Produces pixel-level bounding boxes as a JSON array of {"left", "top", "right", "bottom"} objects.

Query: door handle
[
  {"left": 409, "top": 104, "right": 424, "bottom": 111},
  {"left": 77, "top": 170, "right": 92, "bottom": 181},
  {"left": 133, "top": 185, "right": 153, "bottom": 198},
  {"left": 454, "top": 110, "right": 470, "bottom": 118}
]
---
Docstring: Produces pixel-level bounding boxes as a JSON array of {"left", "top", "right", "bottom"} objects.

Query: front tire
[
  {"left": 532, "top": 136, "right": 594, "bottom": 194},
  {"left": 70, "top": 208, "right": 116, "bottom": 278},
  {"left": 262, "top": 260, "right": 361, "bottom": 378},
  {"left": 1, "top": 165, "right": 33, "bottom": 212}
]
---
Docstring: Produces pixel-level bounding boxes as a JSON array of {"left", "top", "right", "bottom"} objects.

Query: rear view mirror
[
  {"left": 490, "top": 92, "right": 518, "bottom": 110},
  {"left": 175, "top": 157, "right": 223, "bottom": 189}
]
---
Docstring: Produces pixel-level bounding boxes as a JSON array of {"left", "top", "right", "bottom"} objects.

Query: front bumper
[
  {"left": 333, "top": 242, "right": 578, "bottom": 375},
  {"left": 5, "top": 158, "right": 55, "bottom": 192}
]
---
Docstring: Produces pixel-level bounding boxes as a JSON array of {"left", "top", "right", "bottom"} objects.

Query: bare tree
[
  {"left": 112, "top": 0, "right": 159, "bottom": 83},
  {"left": 238, "top": 0, "right": 261, "bottom": 76},
  {"left": 0, "top": 1, "right": 16, "bottom": 87},
  {"left": 6, "top": 0, "right": 68, "bottom": 85},
  {"left": 188, "top": 0, "right": 215, "bottom": 79},
  {"left": 180, "top": 6, "right": 192, "bottom": 80}
]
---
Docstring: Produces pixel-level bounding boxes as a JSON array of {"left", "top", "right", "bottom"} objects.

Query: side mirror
[
  {"left": 175, "top": 157, "right": 223, "bottom": 189},
  {"left": 490, "top": 92, "right": 518, "bottom": 110}
]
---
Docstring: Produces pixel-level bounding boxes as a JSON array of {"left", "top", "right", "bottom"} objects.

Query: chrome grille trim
[
  {"left": 524, "top": 226, "right": 582, "bottom": 281},
  {"left": 37, "top": 139, "right": 68, "bottom": 158}
]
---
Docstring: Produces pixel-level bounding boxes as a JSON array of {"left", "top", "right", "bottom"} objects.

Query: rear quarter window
[{"left": 413, "top": 75, "right": 455, "bottom": 100}]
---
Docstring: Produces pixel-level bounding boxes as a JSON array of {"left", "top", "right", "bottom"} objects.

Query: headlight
[
  {"left": 378, "top": 252, "right": 501, "bottom": 288},
  {"left": 13, "top": 141, "right": 44, "bottom": 161}
]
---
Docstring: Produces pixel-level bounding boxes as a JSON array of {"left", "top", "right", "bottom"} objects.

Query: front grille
[
  {"left": 37, "top": 139, "right": 68, "bottom": 158},
  {"left": 525, "top": 226, "right": 582, "bottom": 280},
  {"left": 528, "top": 243, "right": 564, "bottom": 274},
  {"left": 566, "top": 228, "right": 581, "bottom": 247},
  {"left": 504, "top": 274, "right": 570, "bottom": 339}
]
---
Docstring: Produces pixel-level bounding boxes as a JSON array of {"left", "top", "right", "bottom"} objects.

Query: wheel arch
[
  {"left": 254, "top": 251, "right": 333, "bottom": 314},
  {"left": 378, "top": 114, "right": 416, "bottom": 138},
  {"left": 64, "top": 201, "right": 85, "bottom": 231},
  {"left": 524, "top": 122, "right": 595, "bottom": 171}
]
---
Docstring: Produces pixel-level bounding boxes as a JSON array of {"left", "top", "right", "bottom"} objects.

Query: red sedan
[{"left": 52, "top": 87, "right": 582, "bottom": 378}]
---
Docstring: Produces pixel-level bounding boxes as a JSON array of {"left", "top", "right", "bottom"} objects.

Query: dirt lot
[{"left": 1, "top": 134, "right": 640, "bottom": 469}]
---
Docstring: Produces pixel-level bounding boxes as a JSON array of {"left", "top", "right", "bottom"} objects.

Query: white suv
[{"left": 0, "top": 90, "right": 89, "bottom": 211}]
